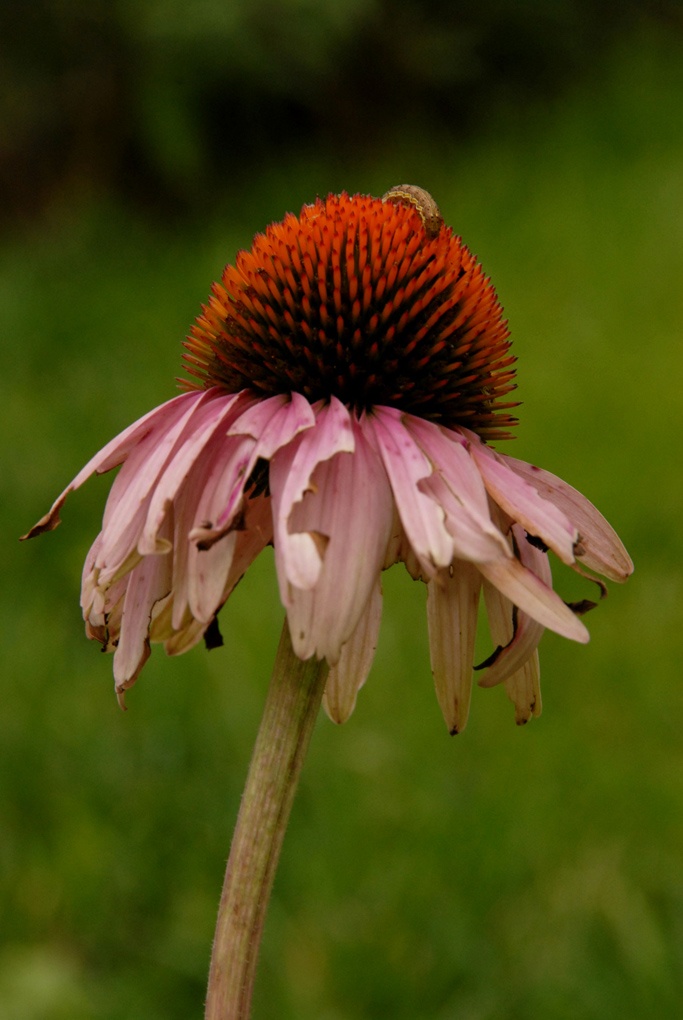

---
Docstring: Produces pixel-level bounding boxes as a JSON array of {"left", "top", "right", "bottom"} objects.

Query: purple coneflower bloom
[{"left": 24, "top": 187, "right": 632, "bottom": 731}]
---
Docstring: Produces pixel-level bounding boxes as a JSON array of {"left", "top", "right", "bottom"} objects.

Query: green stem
[{"left": 205, "top": 621, "right": 329, "bottom": 1020}]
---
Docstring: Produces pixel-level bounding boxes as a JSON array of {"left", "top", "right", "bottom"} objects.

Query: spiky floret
[{"left": 182, "top": 191, "right": 519, "bottom": 440}]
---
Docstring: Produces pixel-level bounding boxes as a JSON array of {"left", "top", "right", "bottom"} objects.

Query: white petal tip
[
  {"left": 573, "top": 619, "right": 591, "bottom": 644},
  {"left": 476, "top": 672, "right": 504, "bottom": 690},
  {"left": 322, "top": 696, "right": 355, "bottom": 725}
]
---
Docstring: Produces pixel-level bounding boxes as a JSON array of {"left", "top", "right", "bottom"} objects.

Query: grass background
[{"left": 2, "top": 26, "right": 683, "bottom": 1020}]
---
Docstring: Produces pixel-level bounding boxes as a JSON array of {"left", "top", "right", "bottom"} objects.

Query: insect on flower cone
[{"left": 23, "top": 186, "right": 633, "bottom": 731}]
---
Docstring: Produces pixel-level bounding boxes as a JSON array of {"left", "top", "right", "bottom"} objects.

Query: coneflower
[{"left": 23, "top": 186, "right": 632, "bottom": 1018}]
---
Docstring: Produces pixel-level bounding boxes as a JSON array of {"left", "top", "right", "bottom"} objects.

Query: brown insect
[{"left": 382, "top": 184, "right": 444, "bottom": 240}]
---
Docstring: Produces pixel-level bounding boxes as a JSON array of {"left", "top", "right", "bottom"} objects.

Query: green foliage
[
  {"left": 3, "top": 29, "right": 683, "bottom": 1020},
  {"left": 1, "top": 0, "right": 678, "bottom": 221}
]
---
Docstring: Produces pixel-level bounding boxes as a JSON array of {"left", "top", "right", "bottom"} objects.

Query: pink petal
[
  {"left": 81, "top": 526, "right": 129, "bottom": 645},
  {"left": 170, "top": 482, "right": 201, "bottom": 632},
  {"left": 166, "top": 496, "right": 272, "bottom": 656},
  {"left": 227, "top": 392, "right": 288, "bottom": 437},
  {"left": 228, "top": 391, "right": 315, "bottom": 458},
  {"left": 21, "top": 391, "right": 203, "bottom": 539},
  {"left": 270, "top": 397, "right": 355, "bottom": 591},
  {"left": 476, "top": 525, "right": 549, "bottom": 688},
  {"left": 170, "top": 393, "right": 310, "bottom": 572},
  {"left": 481, "top": 571, "right": 542, "bottom": 724},
  {"left": 164, "top": 616, "right": 208, "bottom": 657},
  {"left": 478, "top": 554, "right": 589, "bottom": 643},
  {"left": 363, "top": 405, "right": 453, "bottom": 578},
  {"left": 99, "top": 576, "right": 129, "bottom": 620},
  {"left": 175, "top": 430, "right": 256, "bottom": 628},
  {"left": 188, "top": 532, "right": 239, "bottom": 624},
  {"left": 138, "top": 390, "right": 252, "bottom": 555},
  {"left": 419, "top": 473, "right": 511, "bottom": 563},
  {"left": 80, "top": 533, "right": 103, "bottom": 621},
  {"left": 186, "top": 434, "right": 257, "bottom": 549},
  {"left": 468, "top": 437, "right": 578, "bottom": 565},
  {"left": 383, "top": 509, "right": 425, "bottom": 580},
  {"left": 505, "top": 650, "right": 542, "bottom": 725},
  {"left": 323, "top": 579, "right": 383, "bottom": 724},
  {"left": 501, "top": 454, "right": 634, "bottom": 582},
  {"left": 223, "top": 494, "right": 273, "bottom": 592},
  {"left": 278, "top": 420, "right": 394, "bottom": 663},
  {"left": 81, "top": 531, "right": 124, "bottom": 651},
  {"left": 190, "top": 391, "right": 315, "bottom": 546},
  {"left": 404, "top": 415, "right": 483, "bottom": 510},
  {"left": 186, "top": 440, "right": 270, "bottom": 624},
  {"left": 89, "top": 589, "right": 124, "bottom": 653},
  {"left": 95, "top": 474, "right": 149, "bottom": 588},
  {"left": 149, "top": 593, "right": 176, "bottom": 643},
  {"left": 427, "top": 561, "right": 481, "bottom": 735},
  {"left": 184, "top": 431, "right": 269, "bottom": 633},
  {"left": 96, "top": 391, "right": 210, "bottom": 579},
  {"left": 113, "top": 520, "right": 174, "bottom": 706},
  {"left": 405, "top": 415, "right": 512, "bottom": 564}
]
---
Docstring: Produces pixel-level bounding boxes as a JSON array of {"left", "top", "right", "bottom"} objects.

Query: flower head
[{"left": 23, "top": 187, "right": 633, "bottom": 730}]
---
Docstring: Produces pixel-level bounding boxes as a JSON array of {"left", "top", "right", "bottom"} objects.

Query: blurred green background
[{"left": 2, "top": 2, "right": 683, "bottom": 1018}]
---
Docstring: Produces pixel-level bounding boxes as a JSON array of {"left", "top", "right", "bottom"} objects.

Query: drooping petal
[
  {"left": 476, "top": 525, "right": 549, "bottom": 688},
  {"left": 405, "top": 414, "right": 483, "bottom": 510},
  {"left": 177, "top": 430, "right": 258, "bottom": 627},
  {"left": 95, "top": 590, "right": 124, "bottom": 654},
  {"left": 468, "top": 436, "right": 578, "bottom": 565},
  {"left": 180, "top": 429, "right": 255, "bottom": 627},
  {"left": 419, "top": 473, "right": 512, "bottom": 563},
  {"left": 148, "top": 592, "right": 177, "bottom": 644},
  {"left": 404, "top": 414, "right": 512, "bottom": 564},
  {"left": 96, "top": 392, "right": 211, "bottom": 581},
  {"left": 383, "top": 508, "right": 426, "bottom": 580},
  {"left": 113, "top": 519, "right": 173, "bottom": 706},
  {"left": 186, "top": 482, "right": 271, "bottom": 628},
  {"left": 184, "top": 392, "right": 315, "bottom": 552},
  {"left": 170, "top": 467, "right": 210, "bottom": 632},
  {"left": 223, "top": 494, "right": 273, "bottom": 593},
  {"left": 81, "top": 534, "right": 127, "bottom": 649},
  {"left": 80, "top": 533, "right": 103, "bottom": 622},
  {"left": 270, "top": 396, "right": 355, "bottom": 591},
  {"left": 276, "top": 420, "right": 393, "bottom": 663},
  {"left": 165, "top": 493, "right": 273, "bottom": 655},
  {"left": 504, "top": 651, "right": 542, "bottom": 725},
  {"left": 175, "top": 393, "right": 308, "bottom": 556},
  {"left": 21, "top": 391, "right": 203, "bottom": 539},
  {"left": 501, "top": 454, "right": 634, "bottom": 582},
  {"left": 226, "top": 392, "right": 287, "bottom": 438},
  {"left": 363, "top": 405, "right": 453, "bottom": 578},
  {"left": 427, "top": 560, "right": 481, "bottom": 735},
  {"left": 482, "top": 572, "right": 542, "bottom": 724},
  {"left": 94, "top": 454, "right": 151, "bottom": 588},
  {"left": 163, "top": 616, "right": 208, "bottom": 657},
  {"left": 188, "top": 532, "right": 239, "bottom": 625},
  {"left": 185, "top": 433, "right": 257, "bottom": 553},
  {"left": 478, "top": 554, "right": 589, "bottom": 643},
  {"left": 323, "top": 579, "right": 383, "bottom": 724},
  {"left": 228, "top": 391, "right": 315, "bottom": 460},
  {"left": 138, "top": 389, "right": 252, "bottom": 555}
]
